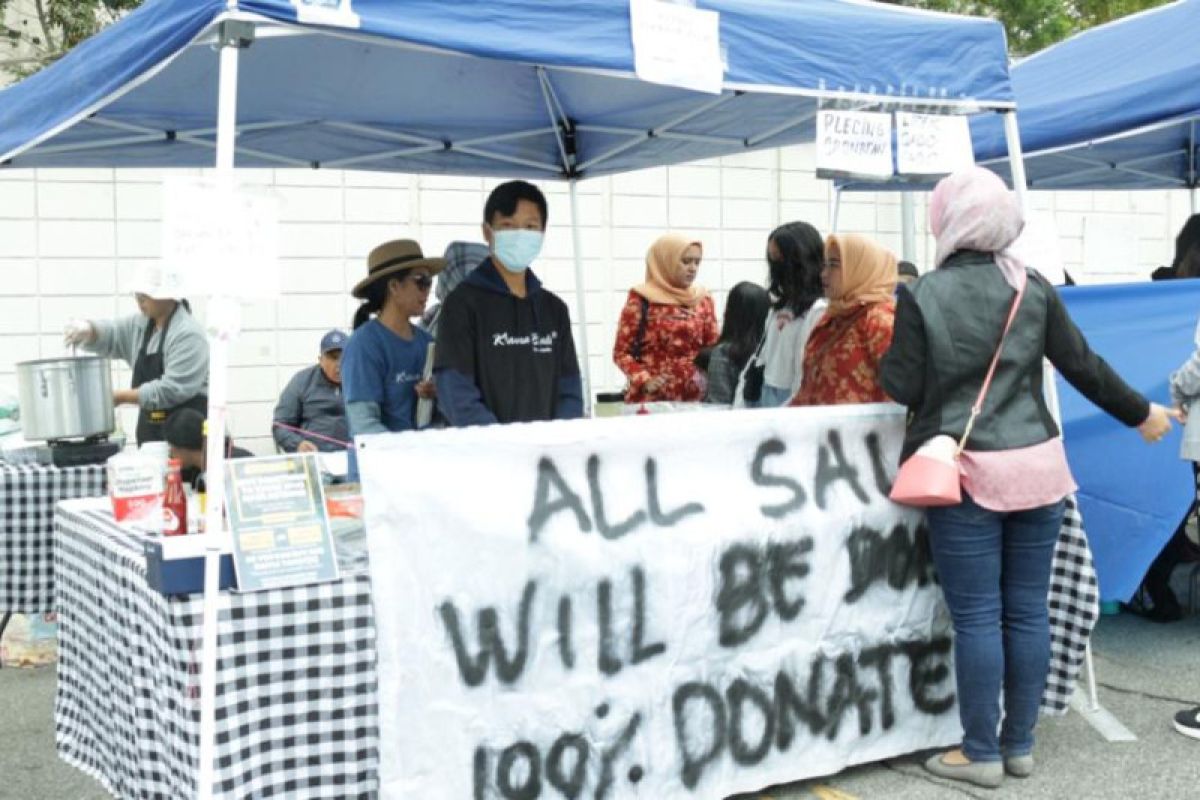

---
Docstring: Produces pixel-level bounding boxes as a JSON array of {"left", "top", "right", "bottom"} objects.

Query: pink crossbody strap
[{"left": 956, "top": 275, "right": 1027, "bottom": 455}]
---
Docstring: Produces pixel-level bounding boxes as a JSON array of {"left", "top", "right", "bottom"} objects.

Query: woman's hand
[
  {"left": 112, "top": 388, "right": 139, "bottom": 406},
  {"left": 644, "top": 375, "right": 666, "bottom": 395},
  {"left": 1137, "top": 402, "right": 1180, "bottom": 443},
  {"left": 1176, "top": 404, "right": 1189, "bottom": 425},
  {"left": 63, "top": 319, "right": 95, "bottom": 347},
  {"left": 297, "top": 441, "right": 318, "bottom": 454},
  {"left": 415, "top": 380, "right": 436, "bottom": 400}
]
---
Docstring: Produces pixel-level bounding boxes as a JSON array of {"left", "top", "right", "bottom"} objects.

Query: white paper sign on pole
[
  {"left": 629, "top": 0, "right": 723, "bottom": 95},
  {"left": 160, "top": 177, "right": 281, "bottom": 301},
  {"left": 895, "top": 112, "right": 975, "bottom": 176},
  {"left": 816, "top": 110, "right": 894, "bottom": 178},
  {"left": 360, "top": 405, "right": 960, "bottom": 800}
]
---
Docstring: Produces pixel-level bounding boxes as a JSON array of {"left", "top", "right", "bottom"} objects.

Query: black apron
[{"left": 132, "top": 307, "right": 208, "bottom": 445}]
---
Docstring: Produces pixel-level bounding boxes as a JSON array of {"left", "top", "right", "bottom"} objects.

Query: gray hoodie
[{"left": 87, "top": 308, "right": 209, "bottom": 410}]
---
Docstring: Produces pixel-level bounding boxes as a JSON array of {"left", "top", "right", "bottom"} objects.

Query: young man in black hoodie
[{"left": 434, "top": 180, "right": 584, "bottom": 426}]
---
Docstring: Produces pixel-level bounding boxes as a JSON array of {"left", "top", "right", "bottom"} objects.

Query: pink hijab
[{"left": 929, "top": 166, "right": 1027, "bottom": 290}]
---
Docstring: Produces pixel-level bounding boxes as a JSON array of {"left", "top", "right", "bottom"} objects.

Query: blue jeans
[{"left": 926, "top": 493, "right": 1065, "bottom": 762}]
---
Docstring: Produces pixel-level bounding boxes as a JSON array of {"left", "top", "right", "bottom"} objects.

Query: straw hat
[{"left": 352, "top": 240, "right": 446, "bottom": 299}]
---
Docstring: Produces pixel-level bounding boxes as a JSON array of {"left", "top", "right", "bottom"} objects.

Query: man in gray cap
[{"left": 272, "top": 329, "right": 350, "bottom": 453}]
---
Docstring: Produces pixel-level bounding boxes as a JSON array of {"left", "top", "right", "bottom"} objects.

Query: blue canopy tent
[
  {"left": 0, "top": 0, "right": 1021, "bottom": 796},
  {"left": 971, "top": 0, "right": 1200, "bottom": 193}
]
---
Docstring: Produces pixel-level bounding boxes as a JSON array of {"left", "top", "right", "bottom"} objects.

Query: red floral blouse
[
  {"left": 790, "top": 300, "right": 896, "bottom": 406},
  {"left": 613, "top": 291, "right": 719, "bottom": 403}
]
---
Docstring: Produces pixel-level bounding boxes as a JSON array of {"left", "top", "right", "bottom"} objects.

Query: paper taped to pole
[{"left": 360, "top": 405, "right": 960, "bottom": 799}]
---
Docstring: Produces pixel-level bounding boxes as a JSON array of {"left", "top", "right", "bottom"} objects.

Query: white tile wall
[{"left": 1, "top": 144, "right": 1192, "bottom": 454}]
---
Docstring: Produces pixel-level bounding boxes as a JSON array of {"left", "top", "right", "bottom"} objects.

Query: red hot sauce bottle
[{"left": 163, "top": 458, "right": 188, "bottom": 536}]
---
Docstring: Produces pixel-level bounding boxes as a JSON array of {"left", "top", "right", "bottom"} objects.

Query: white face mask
[{"left": 491, "top": 229, "right": 544, "bottom": 272}]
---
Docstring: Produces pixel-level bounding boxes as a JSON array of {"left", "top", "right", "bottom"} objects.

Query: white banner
[
  {"left": 361, "top": 405, "right": 959, "bottom": 799},
  {"left": 816, "top": 110, "right": 893, "bottom": 178},
  {"left": 895, "top": 112, "right": 975, "bottom": 176}
]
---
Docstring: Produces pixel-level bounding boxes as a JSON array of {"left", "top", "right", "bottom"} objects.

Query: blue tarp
[
  {"left": 1058, "top": 279, "right": 1200, "bottom": 601},
  {"left": 0, "top": 0, "right": 1013, "bottom": 178},
  {"left": 841, "top": 0, "right": 1200, "bottom": 191}
]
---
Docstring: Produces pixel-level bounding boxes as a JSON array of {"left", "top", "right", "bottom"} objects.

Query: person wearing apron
[{"left": 64, "top": 266, "right": 210, "bottom": 446}]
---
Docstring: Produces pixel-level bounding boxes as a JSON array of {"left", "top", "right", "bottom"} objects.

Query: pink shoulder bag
[{"left": 889, "top": 279, "right": 1026, "bottom": 507}]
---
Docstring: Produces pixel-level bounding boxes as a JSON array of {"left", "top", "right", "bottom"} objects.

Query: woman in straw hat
[
  {"left": 340, "top": 240, "right": 444, "bottom": 474},
  {"left": 613, "top": 233, "right": 719, "bottom": 404}
]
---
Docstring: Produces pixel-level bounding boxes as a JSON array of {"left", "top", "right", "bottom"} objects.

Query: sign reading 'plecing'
[{"left": 360, "top": 405, "right": 959, "bottom": 800}]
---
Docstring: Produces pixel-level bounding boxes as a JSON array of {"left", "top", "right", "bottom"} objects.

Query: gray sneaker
[
  {"left": 924, "top": 752, "right": 1004, "bottom": 789},
  {"left": 1004, "top": 754, "right": 1034, "bottom": 777}
]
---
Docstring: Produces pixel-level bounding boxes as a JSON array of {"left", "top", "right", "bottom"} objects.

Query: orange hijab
[
  {"left": 632, "top": 233, "right": 709, "bottom": 307},
  {"left": 823, "top": 233, "right": 897, "bottom": 316}
]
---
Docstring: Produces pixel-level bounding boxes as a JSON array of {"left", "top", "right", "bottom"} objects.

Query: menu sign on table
[{"left": 224, "top": 454, "right": 339, "bottom": 592}]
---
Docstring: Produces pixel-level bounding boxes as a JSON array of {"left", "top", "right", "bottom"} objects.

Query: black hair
[
  {"left": 1173, "top": 215, "right": 1200, "bottom": 278},
  {"left": 164, "top": 408, "right": 205, "bottom": 450},
  {"left": 897, "top": 261, "right": 919, "bottom": 279},
  {"left": 766, "top": 221, "right": 824, "bottom": 316},
  {"left": 484, "top": 180, "right": 548, "bottom": 229},
  {"left": 717, "top": 281, "right": 771, "bottom": 373},
  {"left": 351, "top": 273, "right": 406, "bottom": 330},
  {"left": 1172, "top": 214, "right": 1200, "bottom": 271}
]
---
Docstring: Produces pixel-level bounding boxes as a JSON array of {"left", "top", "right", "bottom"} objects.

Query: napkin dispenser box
[{"left": 144, "top": 535, "right": 237, "bottom": 596}]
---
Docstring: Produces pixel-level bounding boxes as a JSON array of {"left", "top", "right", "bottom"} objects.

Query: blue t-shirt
[{"left": 341, "top": 319, "right": 432, "bottom": 435}]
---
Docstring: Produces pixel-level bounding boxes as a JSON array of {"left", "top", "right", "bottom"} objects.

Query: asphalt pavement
[{"left": 2, "top": 607, "right": 1197, "bottom": 799}]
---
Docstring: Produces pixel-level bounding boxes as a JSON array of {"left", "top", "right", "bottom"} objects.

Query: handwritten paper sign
[
  {"left": 224, "top": 454, "right": 339, "bottom": 591},
  {"left": 816, "top": 110, "right": 893, "bottom": 178},
  {"left": 630, "top": 0, "right": 723, "bottom": 95},
  {"left": 360, "top": 406, "right": 959, "bottom": 799},
  {"left": 291, "top": 0, "right": 360, "bottom": 28},
  {"left": 895, "top": 112, "right": 975, "bottom": 176},
  {"left": 160, "top": 177, "right": 280, "bottom": 300}
]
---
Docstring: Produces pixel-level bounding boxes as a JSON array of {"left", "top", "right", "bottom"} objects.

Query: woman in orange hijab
[
  {"left": 613, "top": 233, "right": 719, "bottom": 403},
  {"left": 791, "top": 233, "right": 897, "bottom": 406}
]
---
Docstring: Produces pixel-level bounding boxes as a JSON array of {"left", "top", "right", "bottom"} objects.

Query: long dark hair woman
[
  {"left": 736, "top": 221, "right": 826, "bottom": 407},
  {"left": 880, "top": 166, "right": 1176, "bottom": 789},
  {"left": 702, "top": 281, "right": 769, "bottom": 405}
]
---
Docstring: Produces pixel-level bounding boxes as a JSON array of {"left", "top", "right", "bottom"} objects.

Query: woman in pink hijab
[
  {"left": 880, "top": 167, "right": 1176, "bottom": 788},
  {"left": 613, "top": 233, "right": 718, "bottom": 403}
]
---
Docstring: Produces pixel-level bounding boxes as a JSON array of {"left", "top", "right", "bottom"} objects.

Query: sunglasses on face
[{"left": 407, "top": 274, "right": 434, "bottom": 291}]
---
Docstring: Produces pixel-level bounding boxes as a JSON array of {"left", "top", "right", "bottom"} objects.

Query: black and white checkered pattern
[
  {"left": 54, "top": 500, "right": 379, "bottom": 799},
  {"left": 1043, "top": 493, "right": 1100, "bottom": 715},
  {"left": 0, "top": 462, "right": 106, "bottom": 613}
]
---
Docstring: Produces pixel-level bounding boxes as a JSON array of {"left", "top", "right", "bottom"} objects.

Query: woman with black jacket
[{"left": 880, "top": 167, "right": 1176, "bottom": 789}]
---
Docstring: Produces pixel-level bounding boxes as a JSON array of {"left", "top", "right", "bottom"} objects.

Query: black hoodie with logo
[{"left": 434, "top": 258, "right": 583, "bottom": 426}]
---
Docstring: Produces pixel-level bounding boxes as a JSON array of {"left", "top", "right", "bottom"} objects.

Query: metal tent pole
[
  {"left": 901, "top": 192, "right": 916, "bottom": 262},
  {"left": 197, "top": 18, "right": 250, "bottom": 800},
  {"left": 568, "top": 180, "right": 593, "bottom": 415}
]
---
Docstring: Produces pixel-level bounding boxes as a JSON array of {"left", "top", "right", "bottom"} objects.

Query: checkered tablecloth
[
  {"left": 1043, "top": 493, "right": 1100, "bottom": 715},
  {"left": 53, "top": 498, "right": 379, "bottom": 799},
  {"left": 0, "top": 461, "right": 107, "bottom": 613}
]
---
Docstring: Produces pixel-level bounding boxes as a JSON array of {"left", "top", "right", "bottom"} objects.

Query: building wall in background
[{"left": 0, "top": 145, "right": 1192, "bottom": 453}]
